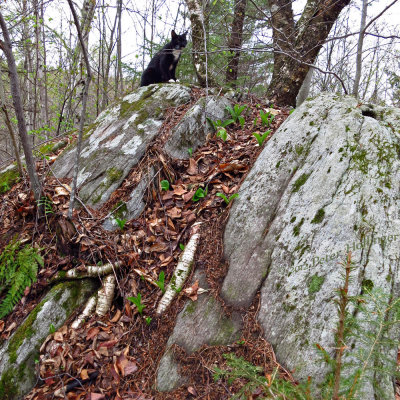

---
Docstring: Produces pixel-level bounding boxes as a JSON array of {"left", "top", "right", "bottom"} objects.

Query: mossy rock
[
  {"left": 52, "top": 84, "right": 191, "bottom": 207},
  {"left": 0, "top": 279, "right": 98, "bottom": 399},
  {"left": 0, "top": 164, "right": 20, "bottom": 194}
]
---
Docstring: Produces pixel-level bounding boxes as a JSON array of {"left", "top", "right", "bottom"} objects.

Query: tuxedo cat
[{"left": 140, "top": 30, "right": 187, "bottom": 87}]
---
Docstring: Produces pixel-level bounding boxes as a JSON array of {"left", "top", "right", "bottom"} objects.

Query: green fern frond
[{"left": 0, "top": 242, "right": 43, "bottom": 319}]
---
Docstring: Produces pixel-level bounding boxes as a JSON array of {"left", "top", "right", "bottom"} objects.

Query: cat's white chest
[{"left": 172, "top": 49, "right": 181, "bottom": 61}]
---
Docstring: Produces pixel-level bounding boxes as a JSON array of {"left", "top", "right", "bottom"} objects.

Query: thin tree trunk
[
  {"left": 115, "top": 0, "right": 123, "bottom": 96},
  {"left": 184, "top": 0, "right": 215, "bottom": 87},
  {"left": 41, "top": 1, "right": 49, "bottom": 126},
  {"left": 296, "top": 67, "right": 313, "bottom": 107},
  {"left": 0, "top": 12, "right": 42, "bottom": 200},
  {"left": 66, "top": 0, "right": 92, "bottom": 218},
  {"left": 226, "top": 0, "right": 247, "bottom": 87},
  {"left": 352, "top": 0, "right": 368, "bottom": 98},
  {"left": 0, "top": 69, "right": 24, "bottom": 176}
]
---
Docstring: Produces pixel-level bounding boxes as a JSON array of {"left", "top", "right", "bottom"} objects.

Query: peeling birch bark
[
  {"left": 71, "top": 294, "right": 97, "bottom": 329},
  {"left": 95, "top": 274, "right": 116, "bottom": 317},
  {"left": 51, "top": 262, "right": 119, "bottom": 283},
  {"left": 156, "top": 222, "right": 202, "bottom": 315}
]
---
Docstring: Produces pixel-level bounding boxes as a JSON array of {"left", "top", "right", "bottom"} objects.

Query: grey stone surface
[
  {"left": 0, "top": 279, "right": 98, "bottom": 399},
  {"left": 164, "top": 95, "right": 232, "bottom": 159},
  {"left": 156, "top": 271, "right": 242, "bottom": 391},
  {"left": 221, "top": 93, "right": 400, "bottom": 397},
  {"left": 103, "top": 166, "right": 156, "bottom": 231},
  {"left": 52, "top": 84, "right": 191, "bottom": 206}
]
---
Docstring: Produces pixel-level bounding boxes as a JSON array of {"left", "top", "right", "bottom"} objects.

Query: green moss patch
[
  {"left": 308, "top": 275, "right": 325, "bottom": 295},
  {"left": 311, "top": 208, "right": 325, "bottom": 224},
  {"left": 292, "top": 173, "right": 311, "bottom": 193},
  {"left": 293, "top": 218, "right": 304, "bottom": 237},
  {"left": 0, "top": 166, "right": 20, "bottom": 194}
]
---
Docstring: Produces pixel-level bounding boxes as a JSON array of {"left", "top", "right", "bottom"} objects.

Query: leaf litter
[{"left": 0, "top": 89, "right": 295, "bottom": 399}]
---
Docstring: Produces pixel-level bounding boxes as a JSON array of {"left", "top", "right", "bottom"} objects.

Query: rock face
[
  {"left": 164, "top": 95, "right": 232, "bottom": 159},
  {"left": 157, "top": 94, "right": 400, "bottom": 398},
  {"left": 52, "top": 84, "right": 191, "bottom": 206},
  {"left": 0, "top": 280, "right": 98, "bottom": 399},
  {"left": 156, "top": 271, "right": 242, "bottom": 391}
]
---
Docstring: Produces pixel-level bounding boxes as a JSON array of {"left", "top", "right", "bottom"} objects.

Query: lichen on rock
[
  {"left": 0, "top": 279, "right": 98, "bottom": 399},
  {"left": 52, "top": 84, "right": 191, "bottom": 207}
]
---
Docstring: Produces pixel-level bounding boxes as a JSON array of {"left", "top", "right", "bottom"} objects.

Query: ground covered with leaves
[{"left": 0, "top": 88, "right": 298, "bottom": 399}]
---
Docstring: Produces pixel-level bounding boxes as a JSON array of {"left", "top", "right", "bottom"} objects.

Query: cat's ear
[{"left": 171, "top": 30, "right": 177, "bottom": 39}]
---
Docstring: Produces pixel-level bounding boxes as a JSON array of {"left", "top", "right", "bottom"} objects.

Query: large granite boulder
[
  {"left": 52, "top": 84, "right": 191, "bottom": 206},
  {"left": 156, "top": 93, "right": 400, "bottom": 399}
]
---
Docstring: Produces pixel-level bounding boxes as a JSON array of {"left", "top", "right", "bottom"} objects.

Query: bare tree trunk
[
  {"left": 296, "top": 67, "right": 313, "bottom": 107},
  {"left": 267, "top": 0, "right": 351, "bottom": 107},
  {"left": 66, "top": 0, "right": 92, "bottom": 218},
  {"left": 225, "top": 0, "right": 247, "bottom": 87},
  {"left": 184, "top": 0, "right": 214, "bottom": 87},
  {"left": 352, "top": 0, "right": 368, "bottom": 98},
  {"left": 34, "top": 0, "right": 47, "bottom": 131},
  {"left": 0, "top": 12, "right": 42, "bottom": 200},
  {"left": 101, "top": 0, "right": 118, "bottom": 110},
  {"left": 41, "top": 1, "right": 49, "bottom": 126},
  {"left": 115, "top": 0, "right": 123, "bottom": 96},
  {"left": 22, "top": 0, "right": 35, "bottom": 137},
  {"left": 0, "top": 70, "right": 24, "bottom": 176}
]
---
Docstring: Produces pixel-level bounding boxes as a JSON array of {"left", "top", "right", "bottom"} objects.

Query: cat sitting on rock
[{"left": 140, "top": 30, "right": 187, "bottom": 87}]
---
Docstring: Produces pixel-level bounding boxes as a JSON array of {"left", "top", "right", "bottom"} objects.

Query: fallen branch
[
  {"left": 156, "top": 222, "right": 202, "bottom": 315},
  {"left": 71, "top": 294, "right": 97, "bottom": 329},
  {"left": 95, "top": 274, "right": 116, "bottom": 317},
  {"left": 51, "top": 262, "right": 120, "bottom": 283}
]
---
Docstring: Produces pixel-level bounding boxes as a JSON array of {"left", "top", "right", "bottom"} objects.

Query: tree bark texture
[
  {"left": 352, "top": 0, "right": 368, "bottom": 98},
  {"left": 67, "top": 0, "right": 93, "bottom": 218},
  {"left": 185, "top": 0, "right": 214, "bottom": 87},
  {"left": 267, "top": 0, "right": 351, "bottom": 107},
  {"left": 0, "top": 12, "right": 42, "bottom": 200},
  {"left": 226, "top": 0, "right": 248, "bottom": 87}
]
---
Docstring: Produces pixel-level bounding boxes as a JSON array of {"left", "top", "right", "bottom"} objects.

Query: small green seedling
[
  {"left": 156, "top": 271, "right": 166, "bottom": 293},
  {"left": 289, "top": 109, "right": 295, "bottom": 114},
  {"left": 128, "top": 293, "right": 146, "bottom": 315},
  {"left": 188, "top": 148, "right": 193, "bottom": 157},
  {"left": 216, "top": 192, "right": 239, "bottom": 204},
  {"left": 49, "top": 323, "right": 56, "bottom": 334},
  {"left": 145, "top": 316, "right": 152, "bottom": 325},
  {"left": 206, "top": 117, "right": 234, "bottom": 142},
  {"left": 260, "top": 110, "right": 275, "bottom": 127},
  {"left": 192, "top": 186, "right": 208, "bottom": 202},
  {"left": 253, "top": 130, "right": 271, "bottom": 146},
  {"left": 115, "top": 217, "right": 127, "bottom": 230},
  {"left": 179, "top": 243, "right": 185, "bottom": 251},
  {"left": 161, "top": 180, "right": 170, "bottom": 191},
  {"left": 226, "top": 104, "right": 246, "bottom": 129}
]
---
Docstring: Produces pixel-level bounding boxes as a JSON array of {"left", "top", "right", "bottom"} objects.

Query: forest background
[{"left": 0, "top": 0, "right": 399, "bottom": 169}]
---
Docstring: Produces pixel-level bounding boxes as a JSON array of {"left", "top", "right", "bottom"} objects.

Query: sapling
[
  {"left": 216, "top": 192, "right": 239, "bottom": 204},
  {"left": 128, "top": 292, "right": 146, "bottom": 315},
  {"left": 161, "top": 180, "right": 170, "bottom": 191},
  {"left": 259, "top": 110, "right": 274, "bottom": 127},
  {"left": 156, "top": 270, "right": 166, "bottom": 293},
  {"left": 192, "top": 186, "right": 208, "bottom": 202},
  {"left": 253, "top": 130, "right": 271, "bottom": 146},
  {"left": 226, "top": 104, "right": 247, "bottom": 129},
  {"left": 206, "top": 117, "right": 234, "bottom": 141},
  {"left": 115, "top": 217, "right": 127, "bottom": 230}
]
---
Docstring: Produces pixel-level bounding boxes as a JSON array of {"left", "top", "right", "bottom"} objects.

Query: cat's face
[{"left": 171, "top": 30, "right": 187, "bottom": 50}]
